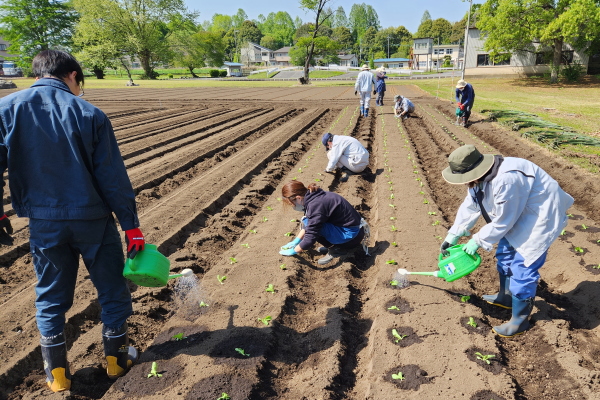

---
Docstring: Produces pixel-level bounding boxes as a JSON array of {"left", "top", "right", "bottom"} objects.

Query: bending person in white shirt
[{"left": 322, "top": 132, "right": 369, "bottom": 181}]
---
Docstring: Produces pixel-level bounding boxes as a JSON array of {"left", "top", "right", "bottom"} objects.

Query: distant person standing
[
  {"left": 394, "top": 95, "right": 415, "bottom": 119},
  {"left": 455, "top": 79, "right": 475, "bottom": 126},
  {"left": 354, "top": 64, "right": 375, "bottom": 117},
  {"left": 322, "top": 133, "right": 369, "bottom": 182},
  {"left": 374, "top": 67, "right": 387, "bottom": 106}
]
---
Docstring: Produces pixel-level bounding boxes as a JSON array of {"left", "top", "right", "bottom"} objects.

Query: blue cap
[{"left": 322, "top": 132, "right": 333, "bottom": 147}]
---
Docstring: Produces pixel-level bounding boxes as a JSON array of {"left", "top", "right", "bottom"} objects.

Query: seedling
[
  {"left": 217, "top": 394, "right": 230, "bottom": 400},
  {"left": 315, "top": 178, "right": 321, "bottom": 182},
  {"left": 390, "top": 216, "right": 396, "bottom": 221},
  {"left": 241, "top": 243, "right": 250, "bottom": 248},
  {"left": 390, "top": 193, "right": 394, "bottom": 199},
  {"left": 560, "top": 229, "right": 566, "bottom": 235},
  {"left": 432, "top": 220, "right": 440, "bottom": 226},
  {"left": 389, "top": 186, "right": 393, "bottom": 191},
  {"left": 428, "top": 211, "right": 437, "bottom": 215},
  {"left": 284, "top": 232, "right": 293, "bottom": 236},
  {"left": 391, "top": 371, "right": 405, "bottom": 380},
  {"left": 147, "top": 361, "right": 162, "bottom": 378},
  {"left": 389, "top": 204, "right": 396, "bottom": 208},
  {"left": 574, "top": 246, "right": 584, "bottom": 253},
  {"left": 265, "top": 284, "right": 275, "bottom": 293},
  {"left": 389, "top": 280, "right": 398, "bottom": 286},
  {"left": 460, "top": 295, "right": 471, "bottom": 303},
  {"left": 229, "top": 257, "right": 237, "bottom": 264},
  {"left": 386, "top": 260, "right": 398, "bottom": 265},
  {"left": 419, "top": 191, "right": 425, "bottom": 195},
  {"left": 391, "top": 242, "right": 398, "bottom": 247},
  {"left": 581, "top": 224, "right": 588, "bottom": 230},
  {"left": 262, "top": 216, "right": 268, "bottom": 222},
  {"left": 290, "top": 219, "right": 298, "bottom": 223},
  {"left": 292, "top": 176, "right": 297, "bottom": 180},
  {"left": 423, "top": 199, "right": 429, "bottom": 204},
  {"left": 387, "top": 181, "right": 393, "bottom": 184},
  {"left": 279, "top": 264, "right": 286, "bottom": 270},
  {"left": 298, "top": 168, "right": 302, "bottom": 172},
  {"left": 388, "top": 305, "right": 400, "bottom": 311},
  {"left": 258, "top": 315, "right": 272, "bottom": 326},
  {"left": 593, "top": 264, "right": 600, "bottom": 269},
  {"left": 391, "top": 329, "right": 407, "bottom": 343},
  {"left": 415, "top": 178, "right": 421, "bottom": 181},
  {"left": 390, "top": 225, "right": 398, "bottom": 232},
  {"left": 199, "top": 301, "right": 209, "bottom": 307},
  {"left": 217, "top": 275, "right": 227, "bottom": 284},
  {"left": 266, "top": 206, "right": 273, "bottom": 211},
  {"left": 467, "top": 317, "right": 477, "bottom": 328},
  {"left": 235, "top": 348, "right": 250, "bottom": 357},
  {"left": 249, "top": 229, "right": 257, "bottom": 234},
  {"left": 172, "top": 332, "right": 187, "bottom": 341},
  {"left": 277, "top": 197, "right": 282, "bottom": 201},
  {"left": 475, "top": 352, "right": 495, "bottom": 364},
  {"left": 567, "top": 214, "right": 574, "bottom": 218}
]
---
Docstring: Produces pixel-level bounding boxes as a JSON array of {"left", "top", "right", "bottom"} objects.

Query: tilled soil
[{"left": 1, "top": 86, "right": 600, "bottom": 400}]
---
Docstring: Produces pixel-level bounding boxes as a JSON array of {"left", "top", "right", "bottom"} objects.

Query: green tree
[
  {"left": 289, "top": 36, "right": 339, "bottom": 66},
  {"left": 362, "top": 26, "right": 378, "bottom": 59},
  {"left": 238, "top": 20, "right": 263, "bottom": 45},
  {"left": 73, "top": 0, "right": 196, "bottom": 80},
  {"left": 421, "top": 10, "right": 432, "bottom": 24},
  {"left": 478, "top": 0, "right": 600, "bottom": 83},
  {"left": 415, "top": 19, "right": 433, "bottom": 38},
  {"left": 332, "top": 26, "right": 353, "bottom": 52},
  {"left": 332, "top": 6, "right": 349, "bottom": 28},
  {"left": 171, "top": 29, "right": 225, "bottom": 76},
  {"left": 374, "top": 26, "right": 413, "bottom": 58},
  {"left": 430, "top": 18, "right": 453, "bottom": 44},
  {"left": 349, "top": 3, "right": 380, "bottom": 42},
  {"left": 298, "top": 0, "right": 334, "bottom": 83},
  {"left": 259, "top": 12, "right": 295, "bottom": 47},
  {"left": 260, "top": 35, "right": 281, "bottom": 51},
  {"left": 210, "top": 14, "right": 233, "bottom": 34},
  {"left": 232, "top": 8, "right": 248, "bottom": 28},
  {"left": 0, "top": 0, "right": 78, "bottom": 65},
  {"left": 295, "top": 23, "right": 332, "bottom": 41}
]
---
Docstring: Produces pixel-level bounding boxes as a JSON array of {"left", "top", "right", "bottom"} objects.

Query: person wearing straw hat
[
  {"left": 455, "top": 79, "right": 475, "bottom": 126},
  {"left": 440, "top": 144, "right": 573, "bottom": 337},
  {"left": 374, "top": 67, "right": 387, "bottom": 106},
  {"left": 278, "top": 181, "right": 367, "bottom": 265},
  {"left": 354, "top": 64, "right": 375, "bottom": 117},
  {"left": 321, "top": 132, "right": 369, "bottom": 182}
]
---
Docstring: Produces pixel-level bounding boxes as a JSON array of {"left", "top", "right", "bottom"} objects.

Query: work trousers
[
  {"left": 327, "top": 150, "right": 369, "bottom": 173},
  {"left": 29, "top": 216, "right": 132, "bottom": 337},
  {"left": 495, "top": 238, "right": 547, "bottom": 300},
  {"left": 358, "top": 91, "right": 371, "bottom": 110}
]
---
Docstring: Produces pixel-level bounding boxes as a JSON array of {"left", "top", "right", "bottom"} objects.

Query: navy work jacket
[{"left": 0, "top": 78, "right": 139, "bottom": 230}]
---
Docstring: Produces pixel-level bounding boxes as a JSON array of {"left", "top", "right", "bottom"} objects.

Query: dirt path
[{"left": 1, "top": 86, "right": 599, "bottom": 400}]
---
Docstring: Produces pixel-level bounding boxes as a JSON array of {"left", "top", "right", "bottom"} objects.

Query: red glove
[
  {"left": 459, "top": 103, "right": 465, "bottom": 111},
  {"left": 0, "top": 214, "right": 13, "bottom": 246},
  {"left": 125, "top": 228, "right": 145, "bottom": 259}
]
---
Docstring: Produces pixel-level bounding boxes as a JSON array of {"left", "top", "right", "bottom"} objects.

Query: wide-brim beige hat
[
  {"left": 456, "top": 79, "right": 467, "bottom": 89},
  {"left": 361, "top": 64, "right": 370, "bottom": 70},
  {"left": 442, "top": 144, "right": 495, "bottom": 184}
]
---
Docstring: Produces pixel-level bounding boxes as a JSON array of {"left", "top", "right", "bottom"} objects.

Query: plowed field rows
[{"left": 1, "top": 86, "right": 599, "bottom": 400}]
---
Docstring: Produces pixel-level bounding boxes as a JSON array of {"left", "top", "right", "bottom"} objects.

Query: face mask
[{"left": 293, "top": 203, "right": 305, "bottom": 212}]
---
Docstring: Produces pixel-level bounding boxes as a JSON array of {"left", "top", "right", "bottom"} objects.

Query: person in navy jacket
[
  {"left": 455, "top": 79, "right": 475, "bottom": 126},
  {"left": 0, "top": 50, "right": 144, "bottom": 391}
]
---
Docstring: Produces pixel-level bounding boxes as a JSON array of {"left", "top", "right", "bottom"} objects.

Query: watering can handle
[
  {"left": 438, "top": 244, "right": 481, "bottom": 262},
  {"left": 125, "top": 258, "right": 138, "bottom": 272}
]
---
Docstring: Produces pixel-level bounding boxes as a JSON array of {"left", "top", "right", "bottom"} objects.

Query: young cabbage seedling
[
  {"left": 249, "top": 229, "right": 257, "bottom": 234},
  {"left": 229, "top": 257, "right": 237, "bottom": 264},
  {"left": 423, "top": 199, "right": 429, "bottom": 204},
  {"left": 574, "top": 247, "right": 584, "bottom": 253},
  {"left": 262, "top": 216, "right": 268, "bottom": 222},
  {"left": 475, "top": 352, "right": 495, "bottom": 364},
  {"left": 560, "top": 229, "right": 566, "bottom": 235},
  {"left": 389, "top": 280, "right": 398, "bottom": 286},
  {"left": 284, "top": 232, "right": 293, "bottom": 237},
  {"left": 172, "top": 332, "right": 187, "bottom": 341},
  {"left": 217, "top": 393, "right": 231, "bottom": 400},
  {"left": 386, "top": 260, "right": 397, "bottom": 265},
  {"left": 390, "top": 216, "right": 396, "bottom": 221},
  {"left": 390, "top": 194, "right": 394, "bottom": 199},
  {"left": 279, "top": 264, "right": 286, "bottom": 270},
  {"left": 432, "top": 220, "right": 440, "bottom": 226},
  {"left": 581, "top": 224, "right": 588, "bottom": 230},
  {"left": 467, "top": 317, "right": 477, "bottom": 328},
  {"left": 277, "top": 197, "right": 282, "bottom": 201},
  {"left": 199, "top": 301, "right": 209, "bottom": 307},
  {"left": 266, "top": 206, "right": 273, "bottom": 211},
  {"left": 388, "top": 305, "right": 400, "bottom": 311},
  {"left": 391, "top": 242, "right": 398, "bottom": 247},
  {"left": 391, "top": 329, "right": 407, "bottom": 343},
  {"left": 258, "top": 315, "right": 272, "bottom": 326},
  {"left": 428, "top": 211, "right": 437, "bottom": 215},
  {"left": 593, "top": 264, "right": 600, "bottom": 269},
  {"left": 389, "top": 204, "right": 396, "bottom": 208},
  {"left": 217, "top": 275, "right": 227, "bottom": 284},
  {"left": 391, "top": 371, "right": 405, "bottom": 380},
  {"left": 390, "top": 225, "right": 398, "bottom": 232},
  {"left": 461, "top": 295, "right": 471, "bottom": 303},
  {"left": 241, "top": 243, "right": 250, "bottom": 248},
  {"left": 147, "top": 362, "right": 162, "bottom": 378},
  {"left": 265, "top": 284, "right": 275, "bottom": 293},
  {"left": 235, "top": 348, "right": 250, "bottom": 357}
]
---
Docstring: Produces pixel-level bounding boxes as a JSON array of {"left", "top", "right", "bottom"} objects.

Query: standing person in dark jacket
[
  {"left": 455, "top": 79, "right": 475, "bottom": 126},
  {"left": 279, "top": 181, "right": 365, "bottom": 265},
  {"left": 374, "top": 67, "right": 387, "bottom": 106},
  {"left": 0, "top": 50, "right": 145, "bottom": 392}
]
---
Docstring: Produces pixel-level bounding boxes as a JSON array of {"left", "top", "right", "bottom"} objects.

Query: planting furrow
[
  {"left": 110, "top": 108, "right": 201, "bottom": 131},
  {"left": 103, "top": 108, "right": 155, "bottom": 122},
  {"left": 120, "top": 107, "right": 277, "bottom": 166}
]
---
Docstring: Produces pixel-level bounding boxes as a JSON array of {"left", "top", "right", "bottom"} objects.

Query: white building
[
  {"left": 463, "top": 28, "right": 589, "bottom": 76},
  {"left": 240, "top": 42, "right": 275, "bottom": 66},
  {"left": 273, "top": 47, "right": 291, "bottom": 66},
  {"left": 338, "top": 54, "right": 358, "bottom": 67}
]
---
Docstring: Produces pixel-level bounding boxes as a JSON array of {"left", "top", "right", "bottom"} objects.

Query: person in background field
[
  {"left": 322, "top": 132, "right": 369, "bottom": 182},
  {"left": 0, "top": 50, "right": 145, "bottom": 392},
  {"left": 374, "top": 67, "right": 387, "bottom": 106},
  {"left": 440, "top": 145, "right": 573, "bottom": 338},
  {"left": 279, "top": 181, "right": 366, "bottom": 265},
  {"left": 394, "top": 94, "right": 415, "bottom": 119},
  {"left": 455, "top": 79, "right": 475, "bottom": 126},
  {"left": 354, "top": 64, "right": 375, "bottom": 117}
]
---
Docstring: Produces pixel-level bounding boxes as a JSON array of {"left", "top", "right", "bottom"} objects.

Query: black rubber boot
[
  {"left": 492, "top": 296, "right": 534, "bottom": 337},
  {"left": 102, "top": 323, "right": 139, "bottom": 379},
  {"left": 41, "top": 332, "right": 71, "bottom": 392},
  {"left": 482, "top": 273, "right": 512, "bottom": 309}
]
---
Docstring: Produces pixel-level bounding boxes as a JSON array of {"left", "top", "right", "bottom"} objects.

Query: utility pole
[
  {"left": 387, "top": 35, "right": 390, "bottom": 58},
  {"left": 461, "top": 0, "right": 473, "bottom": 79}
]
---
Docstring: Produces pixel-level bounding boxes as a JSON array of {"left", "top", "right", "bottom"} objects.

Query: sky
[{"left": 183, "top": 0, "right": 483, "bottom": 34}]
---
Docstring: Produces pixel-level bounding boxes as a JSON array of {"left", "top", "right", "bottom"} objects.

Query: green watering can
[
  {"left": 394, "top": 244, "right": 481, "bottom": 285},
  {"left": 123, "top": 244, "right": 193, "bottom": 287}
]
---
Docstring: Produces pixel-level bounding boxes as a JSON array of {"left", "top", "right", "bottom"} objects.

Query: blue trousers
[
  {"left": 29, "top": 216, "right": 132, "bottom": 337},
  {"left": 495, "top": 238, "right": 547, "bottom": 300}
]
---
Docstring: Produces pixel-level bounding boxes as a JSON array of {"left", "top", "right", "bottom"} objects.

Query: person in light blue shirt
[
  {"left": 440, "top": 145, "right": 573, "bottom": 338},
  {"left": 354, "top": 64, "right": 375, "bottom": 117}
]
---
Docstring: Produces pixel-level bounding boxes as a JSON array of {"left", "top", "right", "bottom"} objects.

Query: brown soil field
[{"left": 1, "top": 85, "right": 600, "bottom": 400}]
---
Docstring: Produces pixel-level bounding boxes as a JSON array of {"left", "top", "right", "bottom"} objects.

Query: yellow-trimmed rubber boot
[
  {"left": 482, "top": 273, "right": 512, "bottom": 309},
  {"left": 41, "top": 332, "right": 71, "bottom": 392},
  {"left": 492, "top": 296, "right": 534, "bottom": 338},
  {"left": 102, "top": 323, "right": 139, "bottom": 379}
]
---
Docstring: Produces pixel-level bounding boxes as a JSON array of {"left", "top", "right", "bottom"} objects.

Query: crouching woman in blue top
[{"left": 279, "top": 181, "right": 364, "bottom": 265}]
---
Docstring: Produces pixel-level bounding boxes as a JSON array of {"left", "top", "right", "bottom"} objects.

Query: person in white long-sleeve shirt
[
  {"left": 322, "top": 133, "right": 369, "bottom": 182},
  {"left": 440, "top": 145, "right": 573, "bottom": 338},
  {"left": 354, "top": 64, "right": 375, "bottom": 117}
]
